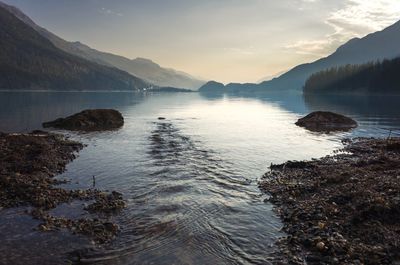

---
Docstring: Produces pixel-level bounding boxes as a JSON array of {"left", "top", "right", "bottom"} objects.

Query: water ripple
[{"left": 76, "top": 120, "right": 282, "bottom": 264}]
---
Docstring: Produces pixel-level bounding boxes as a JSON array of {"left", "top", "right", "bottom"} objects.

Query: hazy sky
[{"left": 3, "top": 0, "right": 400, "bottom": 83}]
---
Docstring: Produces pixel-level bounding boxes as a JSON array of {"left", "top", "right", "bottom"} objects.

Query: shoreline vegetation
[
  {"left": 0, "top": 131, "right": 125, "bottom": 244},
  {"left": 304, "top": 58, "right": 400, "bottom": 95},
  {"left": 260, "top": 137, "right": 400, "bottom": 264}
]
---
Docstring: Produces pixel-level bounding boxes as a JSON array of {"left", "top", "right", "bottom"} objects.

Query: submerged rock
[
  {"left": 43, "top": 109, "right": 124, "bottom": 131},
  {"left": 85, "top": 191, "right": 125, "bottom": 214},
  {"left": 295, "top": 111, "right": 357, "bottom": 132}
]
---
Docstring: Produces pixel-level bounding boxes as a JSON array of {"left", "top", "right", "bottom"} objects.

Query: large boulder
[
  {"left": 295, "top": 111, "right": 357, "bottom": 132},
  {"left": 43, "top": 109, "right": 124, "bottom": 131}
]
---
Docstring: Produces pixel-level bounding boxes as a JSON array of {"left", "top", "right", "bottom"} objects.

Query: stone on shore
[
  {"left": 0, "top": 131, "right": 125, "bottom": 243},
  {"left": 295, "top": 111, "right": 357, "bottom": 132},
  {"left": 260, "top": 137, "right": 400, "bottom": 264},
  {"left": 43, "top": 109, "right": 124, "bottom": 131}
]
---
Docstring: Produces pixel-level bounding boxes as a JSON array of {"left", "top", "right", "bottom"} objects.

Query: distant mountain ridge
[
  {"left": 198, "top": 81, "right": 258, "bottom": 93},
  {"left": 260, "top": 20, "right": 400, "bottom": 91},
  {"left": 204, "top": 20, "right": 400, "bottom": 92},
  {"left": 0, "top": 4, "right": 149, "bottom": 91},
  {"left": 0, "top": 1, "right": 205, "bottom": 90}
]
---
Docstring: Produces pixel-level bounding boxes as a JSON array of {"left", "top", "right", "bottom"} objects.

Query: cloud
[
  {"left": 330, "top": 0, "right": 400, "bottom": 30},
  {"left": 284, "top": 39, "right": 339, "bottom": 57},
  {"left": 286, "top": 0, "right": 400, "bottom": 56},
  {"left": 100, "top": 7, "right": 123, "bottom": 17}
]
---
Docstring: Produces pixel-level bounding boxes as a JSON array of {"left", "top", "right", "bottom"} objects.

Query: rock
[
  {"left": 306, "top": 254, "right": 322, "bottom": 262},
  {"left": 0, "top": 131, "right": 125, "bottom": 244},
  {"left": 85, "top": 191, "right": 125, "bottom": 213},
  {"left": 43, "top": 109, "right": 124, "bottom": 131},
  {"left": 318, "top": 221, "right": 326, "bottom": 229},
  {"left": 260, "top": 137, "right": 400, "bottom": 264},
  {"left": 387, "top": 142, "right": 400, "bottom": 152},
  {"left": 316, "top": 241, "right": 326, "bottom": 251},
  {"left": 295, "top": 111, "right": 357, "bottom": 132},
  {"left": 39, "top": 224, "right": 49, "bottom": 231}
]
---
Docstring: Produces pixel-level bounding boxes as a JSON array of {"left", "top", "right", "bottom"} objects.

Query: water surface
[{"left": 0, "top": 91, "right": 399, "bottom": 264}]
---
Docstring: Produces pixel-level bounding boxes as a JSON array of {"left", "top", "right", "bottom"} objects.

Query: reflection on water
[
  {"left": 0, "top": 92, "right": 144, "bottom": 133},
  {"left": 0, "top": 91, "right": 399, "bottom": 264},
  {"left": 199, "top": 90, "right": 308, "bottom": 114}
]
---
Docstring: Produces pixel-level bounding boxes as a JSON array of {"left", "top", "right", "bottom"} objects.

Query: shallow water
[{"left": 0, "top": 91, "right": 399, "bottom": 264}]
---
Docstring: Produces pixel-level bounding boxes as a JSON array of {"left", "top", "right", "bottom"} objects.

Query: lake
[{"left": 0, "top": 91, "right": 399, "bottom": 265}]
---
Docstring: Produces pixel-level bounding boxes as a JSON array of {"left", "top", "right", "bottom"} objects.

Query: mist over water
[{"left": 0, "top": 91, "right": 399, "bottom": 264}]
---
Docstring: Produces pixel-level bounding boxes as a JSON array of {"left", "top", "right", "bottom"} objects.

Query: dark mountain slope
[
  {"left": 0, "top": 2, "right": 205, "bottom": 90},
  {"left": 0, "top": 5, "right": 148, "bottom": 91},
  {"left": 304, "top": 58, "right": 400, "bottom": 94}
]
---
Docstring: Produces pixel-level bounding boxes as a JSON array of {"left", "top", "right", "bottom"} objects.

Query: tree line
[{"left": 304, "top": 57, "right": 400, "bottom": 94}]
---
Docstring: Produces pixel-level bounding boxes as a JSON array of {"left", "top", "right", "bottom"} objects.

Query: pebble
[
  {"left": 260, "top": 137, "right": 400, "bottom": 264},
  {"left": 316, "top": 241, "right": 325, "bottom": 251}
]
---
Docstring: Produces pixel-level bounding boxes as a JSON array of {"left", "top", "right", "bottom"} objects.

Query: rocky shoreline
[
  {"left": 0, "top": 131, "right": 125, "bottom": 244},
  {"left": 260, "top": 137, "right": 400, "bottom": 264}
]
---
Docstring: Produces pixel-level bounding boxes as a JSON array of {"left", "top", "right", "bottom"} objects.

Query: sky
[{"left": 3, "top": 0, "right": 400, "bottom": 83}]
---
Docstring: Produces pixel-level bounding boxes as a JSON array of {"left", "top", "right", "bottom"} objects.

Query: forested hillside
[
  {"left": 304, "top": 58, "right": 400, "bottom": 94},
  {"left": 0, "top": 2, "right": 205, "bottom": 90},
  {"left": 0, "top": 6, "right": 149, "bottom": 91}
]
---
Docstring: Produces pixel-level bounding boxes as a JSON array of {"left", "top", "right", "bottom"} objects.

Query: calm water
[{"left": 0, "top": 91, "right": 399, "bottom": 265}]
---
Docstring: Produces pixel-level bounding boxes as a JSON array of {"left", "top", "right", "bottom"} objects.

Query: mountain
[
  {"left": 259, "top": 20, "right": 400, "bottom": 91},
  {"left": 0, "top": 2, "right": 205, "bottom": 90},
  {"left": 210, "top": 20, "right": 400, "bottom": 93},
  {"left": 304, "top": 58, "right": 400, "bottom": 94},
  {"left": 258, "top": 21, "right": 400, "bottom": 91},
  {"left": 62, "top": 45, "right": 205, "bottom": 91},
  {"left": 257, "top": 70, "right": 287, "bottom": 83},
  {"left": 0, "top": 5, "right": 149, "bottom": 91},
  {"left": 198, "top": 81, "right": 226, "bottom": 92},
  {"left": 198, "top": 81, "right": 261, "bottom": 93}
]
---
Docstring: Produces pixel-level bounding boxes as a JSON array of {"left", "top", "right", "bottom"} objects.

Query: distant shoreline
[
  {"left": 0, "top": 89, "right": 197, "bottom": 93},
  {"left": 0, "top": 89, "right": 141, "bottom": 93}
]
